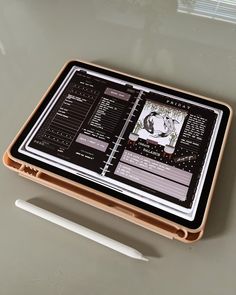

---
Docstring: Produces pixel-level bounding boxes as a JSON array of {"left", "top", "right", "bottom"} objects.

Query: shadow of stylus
[{"left": 28, "top": 197, "right": 160, "bottom": 258}]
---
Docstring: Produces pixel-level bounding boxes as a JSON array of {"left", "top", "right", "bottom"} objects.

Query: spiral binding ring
[
  {"left": 99, "top": 167, "right": 111, "bottom": 173},
  {"left": 106, "top": 154, "right": 117, "bottom": 159},
  {"left": 103, "top": 161, "right": 114, "bottom": 166},
  {"left": 112, "top": 141, "right": 122, "bottom": 146},
  {"left": 114, "top": 135, "right": 125, "bottom": 140},
  {"left": 108, "top": 148, "right": 119, "bottom": 152}
]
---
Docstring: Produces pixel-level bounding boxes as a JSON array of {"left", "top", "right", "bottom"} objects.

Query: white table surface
[{"left": 0, "top": 1, "right": 236, "bottom": 294}]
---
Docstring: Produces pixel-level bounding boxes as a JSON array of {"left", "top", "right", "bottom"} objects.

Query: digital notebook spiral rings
[{"left": 4, "top": 60, "right": 232, "bottom": 242}]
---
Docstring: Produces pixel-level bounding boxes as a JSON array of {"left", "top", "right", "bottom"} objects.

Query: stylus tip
[{"left": 140, "top": 256, "right": 149, "bottom": 261}]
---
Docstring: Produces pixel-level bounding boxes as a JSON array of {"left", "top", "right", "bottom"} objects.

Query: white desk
[{"left": 0, "top": 1, "right": 236, "bottom": 294}]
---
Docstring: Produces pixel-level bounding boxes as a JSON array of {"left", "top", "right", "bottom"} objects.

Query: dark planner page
[
  {"left": 107, "top": 91, "right": 217, "bottom": 208},
  {"left": 27, "top": 70, "right": 139, "bottom": 172}
]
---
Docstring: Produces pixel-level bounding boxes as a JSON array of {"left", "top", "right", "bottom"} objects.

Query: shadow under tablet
[{"left": 204, "top": 98, "right": 236, "bottom": 240}]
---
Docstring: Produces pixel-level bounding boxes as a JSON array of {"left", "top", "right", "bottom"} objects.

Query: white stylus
[{"left": 15, "top": 199, "right": 148, "bottom": 261}]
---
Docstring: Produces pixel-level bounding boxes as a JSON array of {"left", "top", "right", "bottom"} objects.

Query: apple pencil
[{"left": 15, "top": 199, "right": 148, "bottom": 261}]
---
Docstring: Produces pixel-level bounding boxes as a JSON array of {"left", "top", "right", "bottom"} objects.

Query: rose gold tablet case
[{"left": 3, "top": 60, "right": 233, "bottom": 243}]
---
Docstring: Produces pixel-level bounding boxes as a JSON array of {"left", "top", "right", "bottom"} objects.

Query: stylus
[{"left": 15, "top": 199, "right": 148, "bottom": 261}]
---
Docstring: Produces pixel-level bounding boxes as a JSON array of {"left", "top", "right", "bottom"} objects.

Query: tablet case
[{"left": 2, "top": 60, "right": 233, "bottom": 243}]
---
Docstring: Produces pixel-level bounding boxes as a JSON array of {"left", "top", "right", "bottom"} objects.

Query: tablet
[{"left": 4, "top": 60, "right": 232, "bottom": 241}]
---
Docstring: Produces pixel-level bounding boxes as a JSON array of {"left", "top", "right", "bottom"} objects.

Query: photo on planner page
[{"left": 107, "top": 90, "right": 220, "bottom": 221}]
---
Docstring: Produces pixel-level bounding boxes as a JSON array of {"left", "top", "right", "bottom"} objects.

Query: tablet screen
[{"left": 11, "top": 61, "right": 230, "bottom": 228}]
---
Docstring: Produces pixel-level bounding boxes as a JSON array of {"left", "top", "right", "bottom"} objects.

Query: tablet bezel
[{"left": 10, "top": 60, "right": 231, "bottom": 229}]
